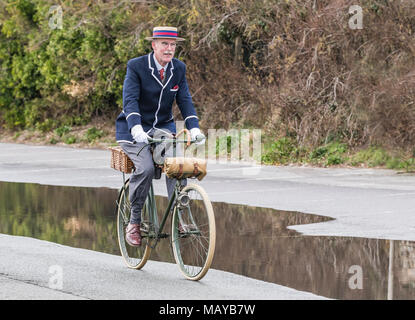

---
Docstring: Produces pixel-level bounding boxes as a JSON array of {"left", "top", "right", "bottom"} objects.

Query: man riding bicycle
[{"left": 115, "top": 26, "right": 205, "bottom": 247}]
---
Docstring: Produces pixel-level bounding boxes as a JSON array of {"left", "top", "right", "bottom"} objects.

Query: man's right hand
[{"left": 131, "top": 125, "right": 149, "bottom": 144}]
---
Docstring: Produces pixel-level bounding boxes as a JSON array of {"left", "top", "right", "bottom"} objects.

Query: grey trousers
[{"left": 119, "top": 134, "right": 186, "bottom": 225}]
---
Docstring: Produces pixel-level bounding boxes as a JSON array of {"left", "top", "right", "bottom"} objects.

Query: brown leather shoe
[{"left": 125, "top": 223, "right": 141, "bottom": 247}]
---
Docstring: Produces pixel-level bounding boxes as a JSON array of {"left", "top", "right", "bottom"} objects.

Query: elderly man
[{"left": 115, "top": 26, "right": 205, "bottom": 247}]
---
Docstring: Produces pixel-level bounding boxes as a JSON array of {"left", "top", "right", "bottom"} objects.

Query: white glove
[
  {"left": 190, "top": 127, "right": 205, "bottom": 145},
  {"left": 131, "top": 125, "right": 149, "bottom": 144}
]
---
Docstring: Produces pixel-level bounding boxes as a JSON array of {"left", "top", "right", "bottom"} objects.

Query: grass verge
[{"left": 1, "top": 125, "right": 414, "bottom": 172}]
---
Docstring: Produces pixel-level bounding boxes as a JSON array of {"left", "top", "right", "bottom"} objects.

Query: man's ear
[{"left": 151, "top": 41, "right": 156, "bottom": 50}]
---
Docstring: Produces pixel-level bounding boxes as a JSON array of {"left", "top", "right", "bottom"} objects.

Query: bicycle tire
[
  {"left": 117, "top": 180, "right": 151, "bottom": 269},
  {"left": 171, "top": 183, "right": 216, "bottom": 280}
]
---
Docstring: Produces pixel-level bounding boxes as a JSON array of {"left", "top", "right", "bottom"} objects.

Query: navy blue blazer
[{"left": 115, "top": 52, "right": 199, "bottom": 143}]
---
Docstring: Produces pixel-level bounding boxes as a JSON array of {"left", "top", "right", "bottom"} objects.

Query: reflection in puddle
[{"left": 1, "top": 181, "right": 415, "bottom": 299}]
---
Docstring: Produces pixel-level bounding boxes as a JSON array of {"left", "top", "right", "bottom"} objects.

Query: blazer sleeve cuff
[
  {"left": 184, "top": 115, "right": 199, "bottom": 130},
  {"left": 126, "top": 113, "right": 142, "bottom": 131}
]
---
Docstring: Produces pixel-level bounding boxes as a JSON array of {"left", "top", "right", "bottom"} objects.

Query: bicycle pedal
[{"left": 144, "top": 232, "right": 157, "bottom": 238}]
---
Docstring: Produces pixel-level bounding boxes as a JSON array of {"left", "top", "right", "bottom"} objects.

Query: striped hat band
[
  {"left": 145, "top": 27, "right": 185, "bottom": 41},
  {"left": 153, "top": 30, "right": 178, "bottom": 37}
]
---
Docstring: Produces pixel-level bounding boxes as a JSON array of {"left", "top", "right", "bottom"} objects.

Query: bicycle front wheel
[
  {"left": 117, "top": 180, "right": 151, "bottom": 269},
  {"left": 171, "top": 183, "right": 216, "bottom": 280}
]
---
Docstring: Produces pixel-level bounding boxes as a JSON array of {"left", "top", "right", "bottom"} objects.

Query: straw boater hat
[{"left": 145, "top": 26, "right": 185, "bottom": 41}]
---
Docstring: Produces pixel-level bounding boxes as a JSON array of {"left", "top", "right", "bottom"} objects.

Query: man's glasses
[{"left": 158, "top": 41, "right": 177, "bottom": 49}]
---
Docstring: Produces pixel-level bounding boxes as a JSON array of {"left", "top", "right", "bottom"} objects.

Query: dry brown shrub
[{"left": 162, "top": 0, "right": 415, "bottom": 150}]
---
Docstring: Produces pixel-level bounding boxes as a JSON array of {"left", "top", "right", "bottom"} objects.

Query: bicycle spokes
[
  {"left": 171, "top": 184, "right": 215, "bottom": 280},
  {"left": 117, "top": 180, "right": 151, "bottom": 269},
  {"left": 117, "top": 197, "right": 130, "bottom": 225}
]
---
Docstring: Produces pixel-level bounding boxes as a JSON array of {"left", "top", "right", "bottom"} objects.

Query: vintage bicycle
[{"left": 110, "top": 129, "right": 215, "bottom": 281}]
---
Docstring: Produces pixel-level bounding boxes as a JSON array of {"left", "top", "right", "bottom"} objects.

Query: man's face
[{"left": 152, "top": 39, "right": 176, "bottom": 67}]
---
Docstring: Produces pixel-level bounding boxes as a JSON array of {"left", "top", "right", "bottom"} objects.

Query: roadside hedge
[{"left": 1, "top": 0, "right": 414, "bottom": 151}]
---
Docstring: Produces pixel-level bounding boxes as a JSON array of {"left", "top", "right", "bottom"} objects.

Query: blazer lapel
[
  {"left": 148, "top": 52, "right": 163, "bottom": 87},
  {"left": 164, "top": 59, "right": 174, "bottom": 88}
]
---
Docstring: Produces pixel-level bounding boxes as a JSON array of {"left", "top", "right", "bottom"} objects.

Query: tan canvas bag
[{"left": 164, "top": 157, "right": 207, "bottom": 181}]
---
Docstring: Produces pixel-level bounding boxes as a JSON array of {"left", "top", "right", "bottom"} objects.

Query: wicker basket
[{"left": 109, "top": 146, "right": 134, "bottom": 173}]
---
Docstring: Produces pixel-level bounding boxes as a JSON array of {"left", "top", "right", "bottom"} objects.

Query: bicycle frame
[
  {"left": 120, "top": 132, "right": 204, "bottom": 244},
  {"left": 145, "top": 179, "right": 183, "bottom": 245}
]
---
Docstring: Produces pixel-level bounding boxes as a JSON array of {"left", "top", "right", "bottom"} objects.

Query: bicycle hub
[{"left": 177, "top": 193, "right": 190, "bottom": 208}]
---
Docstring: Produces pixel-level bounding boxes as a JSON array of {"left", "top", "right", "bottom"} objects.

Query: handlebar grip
[{"left": 176, "top": 128, "right": 191, "bottom": 147}]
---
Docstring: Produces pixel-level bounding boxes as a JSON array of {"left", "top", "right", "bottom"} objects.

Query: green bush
[
  {"left": 326, "top": 154, "right": 343, "bottom": 166},
  {"left": 399, "top": 158, "right": 415, "bottom": 172},
  {"left": 309, "top": 142, "right": 348, "bottom": 166},
  {"left": 262, "top": 137, "right": 299, "bottom": 164},
  {"left": 385, "top": 157, "right": 401, "bottom": 170},
  {"left": 63, "top": 135, "right": 76, "bottom": 145},
  {"left": 350, "top": 147, "right": 391, "bottom": 167},
  {"left": 0, "top": 0, "right": 150, "bottom": 131},
  {"left": 54, "top": 125, "right": 71, "bottom": 138},
  {"left": 310, "top": 146, "right": 329, "bottom": 161},
  {"left": 388, "top": 157, "right": 415, "bottom": 172},
  {"left": 85, "top": 127, "right": 104, "bottom": 143}
]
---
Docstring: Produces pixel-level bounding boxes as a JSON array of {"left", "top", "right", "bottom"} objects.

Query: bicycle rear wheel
[
  {"left": 117, "top": 180, "right": 151, "bottom": 269},
  {"left": 171, "top": 183, "right": 216, "bottom": 280}
]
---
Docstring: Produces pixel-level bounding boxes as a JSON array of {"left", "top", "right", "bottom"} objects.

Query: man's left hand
[{"left": 190, "top": 127, "right": 205, "bottom": 145}]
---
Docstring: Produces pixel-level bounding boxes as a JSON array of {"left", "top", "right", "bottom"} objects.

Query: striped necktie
[{"left": 159, "top": 68, "right": 164, "bottom": 82}]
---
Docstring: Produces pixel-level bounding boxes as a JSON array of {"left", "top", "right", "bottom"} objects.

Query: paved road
[
  {"left": 1, "top": 142, "right": 415, "bottom": 240},
  {"left": 1, "top": 142, "right": 415, "bottom": 299},
  {"left": 0, "top": 234, "right": 325, "bottom": 300}
]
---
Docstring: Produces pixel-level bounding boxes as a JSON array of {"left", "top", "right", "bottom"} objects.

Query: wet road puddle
[{"left": 1, "top": 181, "right": 415, "bottom": 299}]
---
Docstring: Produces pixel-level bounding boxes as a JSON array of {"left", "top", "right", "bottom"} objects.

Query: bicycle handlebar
[
  {"left": 136, "top": 134, "right": 205, "bottom": 157},
  {"left": 147, "top": 135, "right": 205, "bottom": 144}
]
